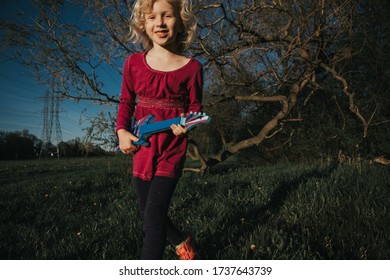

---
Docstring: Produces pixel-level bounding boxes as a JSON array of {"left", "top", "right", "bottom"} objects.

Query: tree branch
[{"left": 320, "top": 62, "right": 369, "bottom": 137}]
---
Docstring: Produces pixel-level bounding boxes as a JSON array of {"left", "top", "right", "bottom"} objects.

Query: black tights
[{"left": 134, "top": 176, "right": 185, "bottom": 259}]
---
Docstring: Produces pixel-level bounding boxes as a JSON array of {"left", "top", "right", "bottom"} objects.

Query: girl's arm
[
  {"left": 170, "top": 61, "right": 204, "bottom": 136},
  {"left": 187, "top": 62, "right": 203, "bottom": 113},
  {"left": 116, "top": 56, "right": 138, "bottom": 150},
  {"left": 116, "top": 56, "right": 137, "bottom": 134}
]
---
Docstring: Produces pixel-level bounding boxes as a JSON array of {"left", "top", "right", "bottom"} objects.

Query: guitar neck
[{"left": 140, "top": 116, "right": 182, "bottom": 135}]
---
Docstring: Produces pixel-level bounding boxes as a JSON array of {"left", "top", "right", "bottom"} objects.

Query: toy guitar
[{"left": 129, "top": 112, "right": 211, "bottom": 147}]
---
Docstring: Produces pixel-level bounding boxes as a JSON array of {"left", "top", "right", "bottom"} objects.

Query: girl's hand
[
  {"left": 170, "top": 113, "right": 187, "bottom": 137},
  {"left": 117, "top": 129, "right": 140, "bottom": 154}
]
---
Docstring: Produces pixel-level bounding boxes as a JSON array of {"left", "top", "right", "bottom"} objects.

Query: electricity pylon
[{"left": 39, "top": 82, "right": 64, "bottom": 158}]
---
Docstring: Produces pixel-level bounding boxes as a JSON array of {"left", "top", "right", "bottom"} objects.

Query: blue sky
[
  {"left": 0, "top": 60, "right": 95, "bottom": 142},
  {"left": 0, "top": 0, "right": 121, "bottom": 143}
]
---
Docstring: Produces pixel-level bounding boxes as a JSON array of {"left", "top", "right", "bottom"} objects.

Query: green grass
[{"left": 0, "top": 156, "right": 389, "bottom": 259}]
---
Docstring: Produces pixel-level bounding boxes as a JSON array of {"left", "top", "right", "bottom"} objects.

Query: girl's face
[{"left": 144, "top": 0, "right": 182, "bottom": 51}]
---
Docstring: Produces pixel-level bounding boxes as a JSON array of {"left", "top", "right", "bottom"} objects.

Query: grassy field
[{"left": 0, "top": 156, "right": 389, "bottom": 260}]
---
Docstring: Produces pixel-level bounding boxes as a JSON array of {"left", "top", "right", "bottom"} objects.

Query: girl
[{"left": 116, "top": 0, "right": 202, "bottom": 260}]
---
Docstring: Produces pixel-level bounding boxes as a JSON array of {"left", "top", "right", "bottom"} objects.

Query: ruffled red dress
[{"left": 116, "top": 52, "right": 203, "bottom": 181}]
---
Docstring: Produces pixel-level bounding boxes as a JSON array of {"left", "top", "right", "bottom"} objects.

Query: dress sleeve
[
  {"left": 187, "top": 62, "right": 203, "bottom": 113},
  {"left": 116, "top": 56, "right": 136, "bottom": 133}
]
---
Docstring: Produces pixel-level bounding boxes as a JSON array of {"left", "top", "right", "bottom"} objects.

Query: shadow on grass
[{"left": 200, "top": 163, "right": 337, "bottom": 259}]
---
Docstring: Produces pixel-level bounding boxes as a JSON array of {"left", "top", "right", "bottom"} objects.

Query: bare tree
[
  {"left": 185, "top": 0, "right": 387, "bottom": 171},
  {"left": 1, "top": 0, "right": 388, "bottom": 168}
]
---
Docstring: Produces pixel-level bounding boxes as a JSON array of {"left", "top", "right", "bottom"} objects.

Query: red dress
[{"left": 116, "top": 52, "right": 203, "bottom": 181}]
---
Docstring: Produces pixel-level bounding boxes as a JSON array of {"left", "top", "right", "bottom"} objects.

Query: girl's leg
[
  {"left": 133, "top": 177, "right": 150, "bottom": 220},
  {"left": 166, "top": 217, "right": 185, "bottom": 246},
  {"left": 134, "top": 176, "right": 184, "bottom": 259},
  {"left": 134, "top": 177, "right": 184, "bottom": 245}
]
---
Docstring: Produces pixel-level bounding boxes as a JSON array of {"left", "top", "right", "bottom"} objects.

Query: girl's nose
[{"left": 157, "top": 16, "right": 165, "bottom": 27}]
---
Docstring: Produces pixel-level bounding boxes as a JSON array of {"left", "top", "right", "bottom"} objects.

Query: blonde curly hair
[{"left": 130, "top": 0, "right": 197, "bottom": 52}]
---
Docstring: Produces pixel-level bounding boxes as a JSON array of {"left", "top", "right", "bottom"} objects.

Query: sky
[
  {"left": 0, "top": 0, "right": 121, "bottom": 144},
  {"left": 0, "top": 60, "right": 94, "bottom": 142}
]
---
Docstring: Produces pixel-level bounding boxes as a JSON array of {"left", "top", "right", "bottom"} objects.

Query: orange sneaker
[{"left": 175, "top": 236, "right": 197, "bottom": 260}]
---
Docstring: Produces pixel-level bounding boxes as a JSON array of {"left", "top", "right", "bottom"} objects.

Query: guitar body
[{"left": 132, "top": 112, "right": 211, "bottom": 146}]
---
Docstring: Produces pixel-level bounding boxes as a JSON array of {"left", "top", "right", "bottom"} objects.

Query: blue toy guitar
[{"left": 126, "top": 112, "right": 211, "bottom": 147}]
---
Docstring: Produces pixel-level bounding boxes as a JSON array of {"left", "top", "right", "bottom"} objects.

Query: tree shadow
[{"left": 200, "top": 163, "right": 337, "bottom": 259}]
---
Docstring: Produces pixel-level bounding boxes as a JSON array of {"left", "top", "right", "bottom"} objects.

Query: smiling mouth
[{"left": 155, "top": 30, "right": 168, "bottom": 38}]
